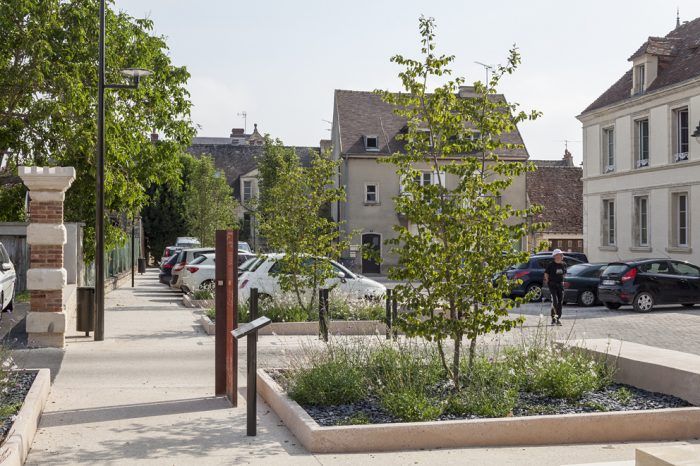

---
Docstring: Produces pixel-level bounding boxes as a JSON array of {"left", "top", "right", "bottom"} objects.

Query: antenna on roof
[
  {"left": 474, "top": 61, "right": 493, "bottom": 86},
  {"left": 677, "top": 7, "right": 681, "bottom": 28},
  {"left": 554, "top": 139, "right": 582, "bottom": 151},
  {"left": 237, "top": 111, "right": 248, "bottom": 133}
]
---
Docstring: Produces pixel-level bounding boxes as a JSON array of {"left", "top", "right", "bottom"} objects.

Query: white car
[
  {"left": 238, "top": 254, "right": 386, "bottom": 304},
  {"left": 170, "top": 247, "right": 215, "bottom": 290},
  {"left": 0, "top": 242, "right": 17, "bottom": 312},
  {"left": 180, "top": 253, "right": 215, "bottom": 294}
]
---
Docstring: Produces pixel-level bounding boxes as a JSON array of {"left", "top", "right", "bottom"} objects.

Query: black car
[
  {"left": 506, "top": 254, "right": 584, "bottom": 302},
  {"left": 598, "top": 259, "right": 700, "bottom": 312},
  {"left": 542, "top": 263, "right": 607, "bottom": 306},
  {"left": 159, "top": 254, "right": 179, "bottom": 285},
  {"left": 534, "top": 251, "right": 589, "bottom": 263}
]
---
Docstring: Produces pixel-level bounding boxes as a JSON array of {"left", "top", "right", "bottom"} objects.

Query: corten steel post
[
  {"left": 215, "top": 230, "right": 238, "bottom": 404},
  {"left": 131, "top": 219, "right": 135, "bottom": 287},
  {"left": 95, "top": 0, "right": 106, "bottom": 341}
]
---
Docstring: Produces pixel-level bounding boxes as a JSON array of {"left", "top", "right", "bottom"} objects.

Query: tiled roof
[
  {"left": 335, "top": 90, "right": 529, "bottom": 159},
  {"left": 527, "top": 166, "right": 583, "bottom": 234},
  {"left": 583, "top": 17, "right": 700, "bottom": 114}
]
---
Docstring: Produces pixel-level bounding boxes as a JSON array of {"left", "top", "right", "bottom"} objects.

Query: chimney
[
  {"left": 563, "top": 148, "right": 574, "bottom": 166},
  {"left": 230, "top": 128, "right": 245, "bottom": 137},
  {"left": 458, "top": 86, "right": 478, "bottom": 98}
]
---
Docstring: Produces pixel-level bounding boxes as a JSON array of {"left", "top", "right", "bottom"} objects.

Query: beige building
[
  {"left": 330, "top": 88, "right": 530, "bottom": 274},
  {"left": 578, "top": 18, "right": 700, "bottom": 265}
]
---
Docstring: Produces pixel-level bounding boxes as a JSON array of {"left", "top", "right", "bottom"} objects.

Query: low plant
[
  {"left": 336, "top": 412, "right": 370, "bottom": 426},
  {"left": 192, "top": 289, "right": 213, "bottom": 300},
  {"left": 612, "top": 386, "right": 632, "bottom": 405},
  {"left": 288, "top": 355, "right": 366, "bottom": 406},
  {"left": 205, "top": 308, "right": 215, "bottom": 321},
  {"left": 15, "top": 291, "right": 30, "bottom": 303},
  {"left": 381, "top": 389, "right": 443, "bottom": 422},
  {"left": 446, "top": 357, "right": 519, "bottom": 418}
]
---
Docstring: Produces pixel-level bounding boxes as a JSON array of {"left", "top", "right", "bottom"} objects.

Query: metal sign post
[
  {"left": 232, "top": 316, "right": 272, "bottom": 436},
  {"left": 215, "top": 230, "right": 238, "bottom": 405}
]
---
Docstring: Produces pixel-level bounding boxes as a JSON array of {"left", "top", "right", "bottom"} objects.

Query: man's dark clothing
[{"left": 545, "top": 261, "right": 567, "bottom": 322}]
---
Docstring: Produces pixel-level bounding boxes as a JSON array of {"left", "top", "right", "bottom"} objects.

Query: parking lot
[{"left": 511, "top": 301, "right": 700, "bottom": 355}]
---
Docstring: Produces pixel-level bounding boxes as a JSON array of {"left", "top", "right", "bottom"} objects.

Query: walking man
[{"left": 544, "top": 249, "right": 567, "bottom": 326}]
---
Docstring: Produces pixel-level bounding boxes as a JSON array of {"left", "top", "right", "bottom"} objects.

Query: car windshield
[
  {"left": 566, "top": 264, "right": 589, "bottom": 276},
  {"left": 513, "top": 262, "right": 529, "bottom": 270},
  {"left": 189, "top": 256, "right": 206, "bottom": 265},
  {"left": 332, "top": 261, "right": 357, "bottom": 279},
  {"left": 238, "top": 242, "right": 251, "bottom": 252},
  {"left": 602, "top": 264, "right": 628, "bottom": 276},
  {"left": 239, "top": 257, "right": 258, "bottom": 271}
]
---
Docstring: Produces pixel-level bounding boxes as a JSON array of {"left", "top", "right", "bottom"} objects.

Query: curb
[{"left": 0, "top": 368, "right": 51, "bottom": 466}]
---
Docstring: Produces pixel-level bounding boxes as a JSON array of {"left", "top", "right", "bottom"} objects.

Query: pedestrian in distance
[{"left": 544, "top": 249, "right": 567, "bottom": 326}]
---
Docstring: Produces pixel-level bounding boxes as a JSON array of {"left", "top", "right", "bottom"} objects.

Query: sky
[{"left": 117, "top": 0, "right": 700, "bottom": 164}]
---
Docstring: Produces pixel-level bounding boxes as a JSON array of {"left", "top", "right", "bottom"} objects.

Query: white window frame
[
  {"left": 673, "top": 107, "right": 689, "bottom": 162},
  {"left": 634, "top": 64, "right": 646, "bottom": 94},
  {"left": 364, "top": 135, "right": 379, "bottom": 152},
  {"left": 635, "top": 118, "right": 650, "bottom": 168},
  {"left": 634, "top": 195, "right": 649, "bottom": 247},
  {"left": 602, "top": 199, "right": 616, "bottom": 246},
  {"left": 242, "top": 180, "right": 253, "bottom": 202},
  {"left": 364, "top": 182, "right": 379, "bottom": 204},
  {"left": 602, "top": 126, "right": 615, "bottom": 173},
  {"left": 672, "top": 192, "right": 690, "bottom": 248}
]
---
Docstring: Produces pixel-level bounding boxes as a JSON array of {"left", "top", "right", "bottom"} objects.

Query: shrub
[
  {"left": 524, "top": 347, "right": 607, "bottom": 400},
  {"left": 446, "top": 357, "right": 519, "bottom": 417},
  {"left": 613, "top": 386, "right": 632, "bottom": 405},
  {"left": 366, "top": 342, "right": 444, "bottom": 394},
  {"left": 336, "top": 412, "right": 370, "bottom": 425},
  {"left": 381, "top": 389, "right": 443, "bottom": 422},
  {"left": 192, "top": 289, "right": 213, "bottom": 300},
  {"left": 329, "top": 292, "right": 384, "bottom": 321},
  {"left": 205, "top": 308, "right": 215, "bottom": 321},
  {"left": 288, "top": 358, "right": 366, "bottom": 406}
]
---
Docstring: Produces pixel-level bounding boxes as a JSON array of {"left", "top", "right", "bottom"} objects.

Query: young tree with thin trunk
[{"left": 381, "top": 16, "right": 545, "bottom": 391}]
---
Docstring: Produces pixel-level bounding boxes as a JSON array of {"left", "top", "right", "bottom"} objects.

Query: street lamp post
[{"left": 95, "top": 0, "right": 151, "bottom": 341}]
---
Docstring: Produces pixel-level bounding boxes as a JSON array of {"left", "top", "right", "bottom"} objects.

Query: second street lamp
[{"left": 95, "top": 0, "right": 151, "bottom": 341}]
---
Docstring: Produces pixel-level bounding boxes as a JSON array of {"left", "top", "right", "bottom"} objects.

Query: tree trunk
[
  {"left": 453, "top": 329, "right": 462, "bottom": 391},
  {"left": 436, "top": 338, "right": 453, "bottom": 381},
  {"left": 467, "top": 337, "right": 477, "bottom": 380}
]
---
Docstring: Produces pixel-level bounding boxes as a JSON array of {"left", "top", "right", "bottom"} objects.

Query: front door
[
  {"left": 638, "top": 260, "right": 678, "bottom": 304},
  {"left": 361, "top": 233, "right": 381, "bottom": 274}
]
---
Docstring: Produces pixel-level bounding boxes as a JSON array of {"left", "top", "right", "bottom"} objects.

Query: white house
[{"left": 577, "top": 17, "right": 700, "bottom": 265}]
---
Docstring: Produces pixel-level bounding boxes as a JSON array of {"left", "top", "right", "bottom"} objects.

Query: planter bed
[
  {"left": 199, "top": 317, "right": 388, "bottom": 336},
  {"left": 182, "top": 294, "right": 213, "bottom": 309},
  {"left": 0, "top": 369, "right": 51, "bottom": 465},
  {"left": 257, "top": 369, "right": 700, "bottom": 453}
]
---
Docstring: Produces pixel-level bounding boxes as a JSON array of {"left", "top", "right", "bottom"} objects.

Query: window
[
  {"left": 364, "top": 183, "right": 379, "bottom": 204},
  {"left": 634, "top": 195, "right": 649, "bottom": 247},
  {"left": 364, "top": 135, "right": 379, "bottom": 151},
  {"left": 639, "top": 261, "right": 672, "bottom": 275},
  {"left": 673, "top": 262, "right": 700, "bottom": 277},
  {"left": 673, "top": 107, "right": 689, "bottom": 162},
  {"left": 635, "top": 119, "right": 649, "bottom": 168},
  {"left": 634, "top": 64, "right": 645, "bottom": 94},
  {"left": 672, "top": 192, "right": 689, "bottom": 247},
  {"left": 414, "top": 171, "right": 435, "bottom": 186},
  {"left": 243, "top": 180, "right": 253, "bottom": 202},
  {"left": 602, "top": 127, "right": 615, "bottom": 172},
  {"left": 602, "top": 199, "right": 615, "bottom": 246}
]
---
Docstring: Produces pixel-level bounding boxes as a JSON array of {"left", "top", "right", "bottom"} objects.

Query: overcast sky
[{"left": 117, "top": 0, "right": 700, "bottom": 164}]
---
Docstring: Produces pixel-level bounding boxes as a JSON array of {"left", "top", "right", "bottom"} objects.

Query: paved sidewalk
[{"left": 15, "top": 270, "right": 696, "bottom": 465}]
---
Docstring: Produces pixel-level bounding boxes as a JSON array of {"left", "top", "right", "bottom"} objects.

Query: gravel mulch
[
  {"left": 298, "top": 383, "right": 691, "bottom": 426},
  {"left": 0, "top": 371, "right": 37, "bottom": 444}
]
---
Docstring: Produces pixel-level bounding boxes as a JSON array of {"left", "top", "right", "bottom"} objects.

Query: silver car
[{"left": 0, "top": 242, "right": 17, "bottom": 312}]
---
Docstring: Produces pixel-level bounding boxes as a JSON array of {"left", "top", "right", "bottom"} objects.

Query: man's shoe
[
  {"left": 556, "top": 319, "right": 562, "bottom": 326},
  {"left": 551, "top": 318, "right": 557, "bottom": 325}
]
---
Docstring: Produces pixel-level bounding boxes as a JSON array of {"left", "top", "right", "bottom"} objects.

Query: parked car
[
  {"left": 542, "top": 263, "right": 608, "bottom": 306},
  {"left": 170, "top": 248, "right": 215, "bottom": 290},
  {"left": 238, "top": 254, "right": 386, "bottom": 304},
  {"left": 160, "top": 246, "right": 182, "bottom": 266},
  {"left": 238, "top": 242, "right": 252, "bottom": 253},
  {"left": 159, "top": 254, "right": 180, "bottom": 285},
  {"left": 598, "top": 259, "right": 700, "bottom": 312},
  {"left": 505, "top": 254, "right": 584, "bottom": 302},
  {"left": 175, "top": 237, "right": 201, "bottom": 248},
  {"left": 180, "top": 254, "right": 215, "bottom": 293},
  {"left": 534, "top": 251, "right": 589, "bottom": 263},
  {"left": 0, "top": 242, "right": 16, "bottom": 312}
]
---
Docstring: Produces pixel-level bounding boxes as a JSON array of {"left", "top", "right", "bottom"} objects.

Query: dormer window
[
  {"left": 364, "top": 135, "right": 379, "bottom": 151},
  {"left": 634, "top": 64, "right": 646, "bottom": 94}
]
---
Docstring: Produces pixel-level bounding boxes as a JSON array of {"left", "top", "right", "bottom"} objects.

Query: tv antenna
[
  {"left": 555, "top": 139, "right": 582, "bottom": 151},
  {"left": 321, "top": 119, "right": 332, "bottom": 132},
  {"left": 237, "top": 111, "right": 248, "bottom": 133},
  {"left": 474, "top": 61, "right": 493, "bottom": 85}
]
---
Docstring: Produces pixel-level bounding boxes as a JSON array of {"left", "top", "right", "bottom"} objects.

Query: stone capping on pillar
[{"left": 18, "top": 166, "right": 76, "bottom": 348}]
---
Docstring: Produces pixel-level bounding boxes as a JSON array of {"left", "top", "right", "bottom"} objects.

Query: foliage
[
  {"left": 257, "top": 138, "right": 352, "bottom": 313},
  {"left": 184, "top": 155, "right": 238, "bottom": 247},
  {"left": 379, "top": 16, "right": 544, "bottom": 390},
  {"left": 288, "top": 357, "right": 366, "bottom": 407},
  {"left": 0, "top": 178, "right": 26, "bottom": 222},
  {"left": 446, "top": 357, "right": 518, "bottom": 417},
  {"left": 205, "top": 307, "right": 216, "bottom": 321},
  {"left": 141, "top": 153, "right": 194, "bottom": 262},
  {"left": 336, "top": 412, "right": 370, "bottom": 426},
  {"left": 612, "top": 386, "right": 632, "bottom": 405},
  {"left": 0, "top": 0, "right": 195, "bottom": 261},
  {"left": 381, "top": 389, "right": 443, "bottom": 422}
]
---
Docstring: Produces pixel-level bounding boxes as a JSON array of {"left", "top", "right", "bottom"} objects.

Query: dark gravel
[
  {"left": 297, "top": 383, "right": 691, "bottom": 426},
  {"left": 0, "top": 371, "right": 36, "bottom": 443}
]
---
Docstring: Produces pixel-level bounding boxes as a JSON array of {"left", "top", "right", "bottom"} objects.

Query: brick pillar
[{"left": 19, "top": 167, "right": 76, "bottom": 348}]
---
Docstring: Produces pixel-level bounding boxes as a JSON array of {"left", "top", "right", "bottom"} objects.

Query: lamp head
[{"left": 120, "top": 68, "right": 152, "bottom": 86}]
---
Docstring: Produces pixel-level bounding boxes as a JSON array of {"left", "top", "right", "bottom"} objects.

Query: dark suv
[
  {"left": 598, "top": 259, "right": 700, "bottom": 312},
  {"left": 506, "top": 254, "right": 584, "bottom": 302}
]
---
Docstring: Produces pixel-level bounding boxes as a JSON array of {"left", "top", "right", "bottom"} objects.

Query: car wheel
[
  {"left": 633, "top": 291, "right": 655, "bottom": 313},
  {"left": 526, "top": 283, "right": 543, "bottom": 302},
  {"left": 199, "top": 280, "right": 214, "bottom": 290},
  {"left": 578, "top": 289, "right": 596, "bottom": 307},
  {"left": 682, "top": 303, "right": 695, "bottom": 308},
  {"left": 604, "top": 302, "right": 621, "bottom": 310}
]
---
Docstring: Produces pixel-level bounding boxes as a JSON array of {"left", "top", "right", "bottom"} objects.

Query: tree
[
  {"left": 257, "top": 139, "right": 349, "bottom": 314},
  {"left": 0, "top": 0, "right": 194, "bottom": 260},
  {"left": 380, "top": 16, "right": 545, "bottom": 390},
  {"left": 184, "top": 156, "right": 238, "bottom": 247}
]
